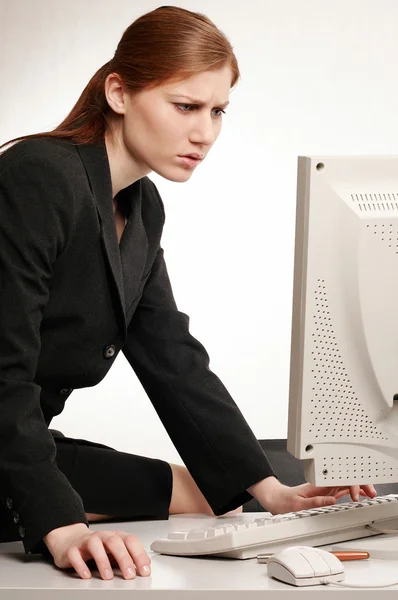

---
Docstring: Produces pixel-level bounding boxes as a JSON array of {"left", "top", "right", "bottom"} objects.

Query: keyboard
[{"left": 150, "top": 494, "right": 398, "bottom": 559}]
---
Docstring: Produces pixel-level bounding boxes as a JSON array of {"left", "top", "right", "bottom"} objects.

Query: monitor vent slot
[{"left": 351, "top": 192, "right": 398, "bottom": 212}]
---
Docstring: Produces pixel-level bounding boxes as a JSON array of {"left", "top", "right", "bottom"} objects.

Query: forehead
[{"left": 161, "top": 66, "right": 232, "bottom": 104}]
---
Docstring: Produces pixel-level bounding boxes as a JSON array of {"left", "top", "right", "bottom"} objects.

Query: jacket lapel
[
  {"left": 75, "top": 142, "right": 127, "bottom": 334},
  {"left": 118, "top": 179, "right": 149, "bottom": 311}
]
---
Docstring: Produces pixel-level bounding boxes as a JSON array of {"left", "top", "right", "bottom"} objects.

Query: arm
[
  {"left": 0, "top": 141, "right": 88, "bottom": 555},
  {"left": 123, "top": 249, "right": 377, "bottom": 515},
  {"left": 122, "top": 244, "right": 276, "bottom": 515}
]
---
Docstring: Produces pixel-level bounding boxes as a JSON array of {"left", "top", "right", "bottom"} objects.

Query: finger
[
  {"left": 66, "top": 545, "right": 92, "bottom": 580},
  {"left": 332, "top": 488, "right": 367, "bottom": 500},
  {"left": 86, "top": 535, "right": 115, "bottom": 580},
  {"left": 360, "top": 484, "right": 377, "bottom": 497},
  {"left": 349, "top": 486, "right": 360, "bottom": 502},
  {"left": 102, "top": 535, "right": 137, "bottom": 580},
  {"left": 319, "top": 487, "right": 367, "bottom": 501},
  {"left": 298, "top": 495, "right": 336, "bottom": 510},
  {"left": 102, "top": 530, "right": 151, "bottom": 573},
  {"left": 333, "top": 489, "right": 367, "bottom": 502},
  {"left": 294, "top": 485, "right": 333, "bottom": 498},
  {"left": 298, "top": 485, "right": 348, "bottom": 499},
  {"left": 123, "top": 534, "right": 151, "bottom": 577},
  {"left": 334, "top": 489, "right": 351, "bottom": 500}
]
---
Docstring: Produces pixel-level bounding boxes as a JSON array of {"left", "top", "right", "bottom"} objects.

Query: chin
[{"left": 153, "top": 166, "right": 194, "bottom": 183}]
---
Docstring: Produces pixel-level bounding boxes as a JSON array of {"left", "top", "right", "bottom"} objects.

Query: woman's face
[{"left": 120, "top": 66, "right": 232, "bottom": 182}]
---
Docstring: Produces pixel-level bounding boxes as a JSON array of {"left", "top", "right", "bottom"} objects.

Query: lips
[
  {"left": 181, "top": 153, "right": 204, "bottom": 160},
  {"left": 177, "top": 155, "right": 202, "bottom": 169}
]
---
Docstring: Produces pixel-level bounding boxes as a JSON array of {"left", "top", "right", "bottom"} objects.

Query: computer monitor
[{"left": 287, "top": 156, "right": 398, "bottom": 487}]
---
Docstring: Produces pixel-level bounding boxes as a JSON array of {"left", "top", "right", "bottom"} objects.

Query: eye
[
  {"left": 175, "top": 104, "right": 226, "bottom": 118},
  {"left": 175, "top": 103, "right": 197, "bottom": 112}
]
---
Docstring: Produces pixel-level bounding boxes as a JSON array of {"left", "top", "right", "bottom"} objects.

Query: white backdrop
[{"left": 2, "top": 0, "right": 398, "bottom": 464}]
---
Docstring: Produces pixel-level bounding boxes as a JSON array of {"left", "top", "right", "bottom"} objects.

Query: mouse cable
[
  {"left": 366, "top": 523, "right": 398, "bottom": 534},
  {"left": 320, "top": 579, "right": 398, "bottom": 589},
  {"left": 323, "top": 523, "right": 398, "bottom": 589}
]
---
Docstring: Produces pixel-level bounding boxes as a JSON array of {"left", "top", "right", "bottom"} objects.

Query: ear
[{"left": 104, "top": 73, "right": 127, "bottom": 115}]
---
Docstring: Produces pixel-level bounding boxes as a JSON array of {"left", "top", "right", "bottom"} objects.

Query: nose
[{"left": 189, "top": 115, "right": 217, "bottom": 147}]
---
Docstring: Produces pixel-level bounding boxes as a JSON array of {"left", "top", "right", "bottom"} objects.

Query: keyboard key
[
  {"left": 206, "top": 528, "right": 225, "bottom": 538},
  {"left": 186, "top": 530, "right": 207, "bottom": 540},
  {"left": 168, "top": 532, "right": 187, "bottom": 540},
  {"left": 222, "top": 526, "right": 236, "bottom": 534}
]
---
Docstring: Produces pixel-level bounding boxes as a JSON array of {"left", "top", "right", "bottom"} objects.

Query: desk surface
[{"left": 1, "top": 512, "right": 398, "bottom": 599}]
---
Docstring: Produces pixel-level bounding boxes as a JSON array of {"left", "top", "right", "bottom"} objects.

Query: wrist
[
  {"left": 247, "top": 476, "right": 282, "bottom": 511},
  {"left": 43, "top": 522, "right": 89, "bottom": 549}
]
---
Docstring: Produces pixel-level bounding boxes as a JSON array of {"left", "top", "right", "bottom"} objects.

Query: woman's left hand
[
  {"left": 272, "top": 481, "right": 377, "bottom": 514},
  {"left": 248, "top": 476, "right": 377, "bottom": 515},
  {"left": 290, "top": 482, "right": 377, "bottom": 508}
]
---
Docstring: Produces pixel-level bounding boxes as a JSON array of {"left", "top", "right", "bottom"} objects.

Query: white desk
[{"left": 1, "top": 512, "right": 398, "bottom": 599}]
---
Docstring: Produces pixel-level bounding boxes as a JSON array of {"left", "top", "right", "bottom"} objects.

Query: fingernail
[
  {"left": 82, "top": 570, "right": 91, "bottom": 579},
  {"left": 104, "top": 569, "right": 113, "bottom": 579},
  {"left": 127, "top": 567, "right": 136, "bottom": 578},
  {"left": 142, "top": 565, "right": 151, "bottom": 575}
]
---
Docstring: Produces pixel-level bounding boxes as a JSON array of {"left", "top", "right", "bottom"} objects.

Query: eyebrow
[{"left": 169, "top": 94, "right": 230, "bottom": 108}]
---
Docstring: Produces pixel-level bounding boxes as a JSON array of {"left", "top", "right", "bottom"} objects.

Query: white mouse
[{"left": 267, "top": 546, "right": 345, "bottom": 587}]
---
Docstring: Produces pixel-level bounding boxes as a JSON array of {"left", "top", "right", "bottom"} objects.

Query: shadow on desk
[{"left": 242, "top": 439, "right": 398, "bottom": 512}]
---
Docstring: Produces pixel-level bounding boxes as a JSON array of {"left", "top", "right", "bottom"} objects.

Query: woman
[{"left": 0, "top": 5, "right": 375, "bottom": 581}]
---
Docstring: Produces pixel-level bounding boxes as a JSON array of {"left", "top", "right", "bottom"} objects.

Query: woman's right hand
[{"left": 43, "top": 522, "right": 151, "bottom": 580}]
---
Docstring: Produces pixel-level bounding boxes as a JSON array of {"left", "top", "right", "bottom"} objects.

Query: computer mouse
[{"left": 267, "top": 545, "right": 345, "bottom": 586}]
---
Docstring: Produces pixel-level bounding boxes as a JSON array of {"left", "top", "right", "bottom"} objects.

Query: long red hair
[{"left": 0, "top": 6, "right": 239, "bottom": 152}]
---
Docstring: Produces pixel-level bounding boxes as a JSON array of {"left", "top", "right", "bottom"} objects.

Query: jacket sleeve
[
  {"left": 0, "top": 142, "right": 88, "bottom": 555},
  {"left": 122, "top": 243, "right": 276, "bottom": 515}
]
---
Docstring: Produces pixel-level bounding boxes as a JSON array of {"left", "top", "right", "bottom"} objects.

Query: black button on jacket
[{"left": 0, "top": 137, "right": 275, "bottom": 556}]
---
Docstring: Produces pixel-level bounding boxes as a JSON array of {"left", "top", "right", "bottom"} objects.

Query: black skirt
[{"left": 0, "top": 430, "right": 173, "bottom": 544}]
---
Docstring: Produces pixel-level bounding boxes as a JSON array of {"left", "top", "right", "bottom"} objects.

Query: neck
[{"left": 104, "top": 121, "right": 152, "bottom": 198}]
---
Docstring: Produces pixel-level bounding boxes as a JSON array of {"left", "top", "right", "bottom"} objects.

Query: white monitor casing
[{"left": 287, "top": 156, "right": 398, "bottom": 486}]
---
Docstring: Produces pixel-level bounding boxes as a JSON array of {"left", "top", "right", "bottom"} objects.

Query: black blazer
[{"left": 0, "top": 137, "right": 275, "bottom": 555}]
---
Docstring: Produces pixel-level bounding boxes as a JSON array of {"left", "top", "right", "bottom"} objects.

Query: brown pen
[{"left": 330, "top": 551, "right": 370, "bottom": 561}]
